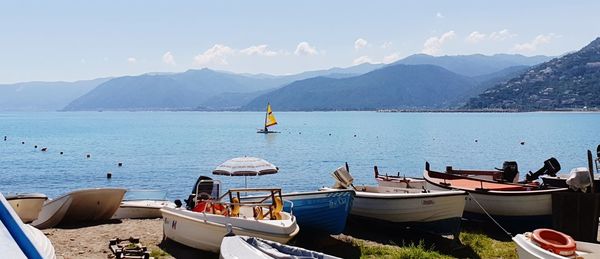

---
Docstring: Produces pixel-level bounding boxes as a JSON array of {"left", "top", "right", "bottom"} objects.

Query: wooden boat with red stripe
[{"left": 423, "top": 162, "right": 567, "bottom": 231}]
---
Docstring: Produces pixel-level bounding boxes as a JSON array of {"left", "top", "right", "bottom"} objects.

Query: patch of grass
[
  {"left": 460, "top": 231, "right": 517, "bottom": 259},
  {"left": 354, "top": 239, "right": 453, "bottom": 259},
  {"left": 149, "top": 248, "right": 169, "bottom": 259}
]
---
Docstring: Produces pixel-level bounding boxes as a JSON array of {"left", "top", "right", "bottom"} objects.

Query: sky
[{"left": 1, "top": 1, "right": 599, "bottom": 83}]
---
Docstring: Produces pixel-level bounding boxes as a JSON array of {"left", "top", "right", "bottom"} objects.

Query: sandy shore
[{"left": 43, "top": 219, "right": 215, "bottom": 259}]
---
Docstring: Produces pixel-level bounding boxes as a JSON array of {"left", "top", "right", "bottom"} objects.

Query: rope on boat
[{"left": 467, "top": 192, "right": 512, "bottom": 238}]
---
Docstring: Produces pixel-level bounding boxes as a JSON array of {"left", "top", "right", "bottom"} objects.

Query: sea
[{"left": 1, "top": 111, "right": 599, "bottom": 200}]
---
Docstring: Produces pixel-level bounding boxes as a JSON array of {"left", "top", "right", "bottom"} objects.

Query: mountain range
[
  {"left": 465, "top": 37, "right": 600, "bottom": 110},
  {"left": 0, "top": 53, "right": 558, "bottom": 111}
]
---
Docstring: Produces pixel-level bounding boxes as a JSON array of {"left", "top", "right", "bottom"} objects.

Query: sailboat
[{"left": 257, "top": 103, "right": 279, "bottom": 134}]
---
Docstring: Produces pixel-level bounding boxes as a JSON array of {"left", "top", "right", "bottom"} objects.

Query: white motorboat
[
  {"left": 5, "top": 193, "right": 48, "bottom": 223},
  {"left": 32, "top": 188, "right": 126, "bottom": 229},
  {"left": 162, "top": 183, "right": 299, "bottom": 253},
  {"left": 111, "top": 190, "right": 176, "bottom": 219},
  {"left": 424, "top": 162, "right": 567, "bottom": 231},
  {"left": 328, "top": 165, "right": 466, "bottom": 236},
  {"left": 220, "top": 227, "right": 340, "bottom": 259},
  {"left": 0, "top": 193, "right": 56, "bottom": 259},
  {"left": 513, "top": 229, "right": 600, "bottom": 259}
]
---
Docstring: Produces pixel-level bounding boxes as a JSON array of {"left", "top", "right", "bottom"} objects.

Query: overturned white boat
[
  {"left": 5, "top": 193, "right": 47, "bottom": 223},
  {"left": 32, "top": 188, "right": 126, "bottom": 229},
  {"left": 327, "top": 165, "right": 466, "bottom": 236},
  {"left": 513, "top": 229, "right": 600, "bottom": 259},
  {"left": 162, "top": 181, "right": 299, "bottom": 253},
  {"left": 111, "top": 190, "right": 175, "bottom": 219},
  {"left": 0, "top": 193, "right": 56, "bottom": 259},
  {"left": 220, "top": 226, "right": 340, "bottom": 259}
]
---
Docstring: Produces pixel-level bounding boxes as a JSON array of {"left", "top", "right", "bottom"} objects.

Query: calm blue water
[{"left": 1, "top": 112, "right": 598, "bottom": 199}]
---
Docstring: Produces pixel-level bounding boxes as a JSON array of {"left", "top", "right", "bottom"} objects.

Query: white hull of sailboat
[
  {"left": 5, "top": 193, "right": 47, "bottom": 224},
  {"left": 161, "top": 207, "right": 299, "bottom": 253}
]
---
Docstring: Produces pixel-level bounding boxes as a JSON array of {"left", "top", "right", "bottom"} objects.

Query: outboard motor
[
  {"left": 525, "top": 157, "right": 561, "bottom": 182},
  {"left": 500, "top": 161, "right": 519, "bottom": 183}
]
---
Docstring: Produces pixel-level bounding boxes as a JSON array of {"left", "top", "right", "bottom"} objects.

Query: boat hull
[
  {"left": 513, "top": 233, "right": 600, "bottom": 259},
  {"left": 32, "top": 188, "right": 126, "bottom": 229},
  {"left": 1, "top": 193, "right": 56, "bottom": 259},
  {"left": 280, "top": 189, "right": 353, "bottom": 234},
  {"left": 111, "top": 200, "right": 175, "bottom": 219},
  {"left": 161, "top": 207, "right": 299, "bottom": 253},
  {"left": 220, "top": 235, "right": 341, "bottom": 259},
  {"left": 424, "top": 171, "right": 567, "bottom": 231},
  {"left": 346, "top": 188, "right": 466, "bottom": 235},
  {"left": 5, "top": 194, "right": 47, "bottom": 224}
]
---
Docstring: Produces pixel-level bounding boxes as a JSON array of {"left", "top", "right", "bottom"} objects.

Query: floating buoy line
[{"left": 2, "top": 135, "right": 125, "bottom": 180}]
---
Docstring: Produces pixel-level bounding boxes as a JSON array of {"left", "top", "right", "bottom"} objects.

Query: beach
[
  {"left": 42, "top": 217, "right": 517, "bottom": 259},
  {"left": 44, "top": 219, "right": 214, "bottom": 259}
]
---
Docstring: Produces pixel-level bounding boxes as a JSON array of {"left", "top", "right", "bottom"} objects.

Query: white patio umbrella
[{"left": 212, "top": 157, "right": 278, "bottom": 188}]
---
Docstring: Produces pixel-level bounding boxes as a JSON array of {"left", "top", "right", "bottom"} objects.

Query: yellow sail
[{"left": 265, "top": 104, "right": 277, "bottom": 127}]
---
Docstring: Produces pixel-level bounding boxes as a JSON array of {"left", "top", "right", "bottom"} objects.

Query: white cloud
[
  {"left": 127, "top": 57, "right": 136, "bottom": 64},
  {"left": 489, "top": 29, "right": 516, "bottom": 41},
  {"left": 352, "top": 55, "right": 372, "bottom": 65},
  {"left": 354, "top": 38, "right": 368, "bottom": 50},
  {"left": 466, "top": 31, "right": 486, "bottom": 44},
  {"left": 294, "top": 42, "right": 318, "bottom": 56},
  {"left": 194, "top": 44, "right": 235, "bottom": 66},
  {"left": 383, "top": 52, "right": 402, "bottom": 63},
  {"left": 240, "top": 44, "right": 278, "bottom": 56},
  {"left": 381, "top": 41, "right": 393, "bottom": 49},
  {"left": 436, "top": 12, "right": 444, "bottom": 18},
  {"left": 513, "top": 33, "right": 557, "bottom": 52},
  {"left": 162, "top": 51, "right": 176, "bottom": 66},
  {"left": 422, "top": 30, "right": 456, "bottom": 55}
]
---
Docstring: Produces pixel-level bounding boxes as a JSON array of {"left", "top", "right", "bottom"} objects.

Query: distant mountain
[
  {"left": 0, "top": 78, "right": 110, "bottom": 111},
  {"left": 243, "top": 64, "right": 477, "bottom": 111},
  {"left": 392, "top": 54, "right": 551, "bottom": 77},
  {"left": 465, "top": 37, "right": 600, "bottom": 111},
  {"left": 64, "top": 63, "right": 384, "bottom": 111}
]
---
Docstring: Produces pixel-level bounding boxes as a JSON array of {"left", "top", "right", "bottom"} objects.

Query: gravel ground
[{"left": 43, "top": 219, "right": 215, "bottom": 259}]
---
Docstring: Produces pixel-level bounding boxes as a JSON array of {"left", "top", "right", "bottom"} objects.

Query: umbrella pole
[{"left": 245, "top": 175, "right": 248, "bottom": 189}]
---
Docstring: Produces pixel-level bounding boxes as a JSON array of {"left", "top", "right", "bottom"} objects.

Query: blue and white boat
[
  {"left": 277, "top": 189, "right": 354, "bottom": 235},
  {"left": 0, "top": 193, "right": 56, "bottom": 259},
  {"left": 186, "top": 175, "right": 354, "bottom": 235}
]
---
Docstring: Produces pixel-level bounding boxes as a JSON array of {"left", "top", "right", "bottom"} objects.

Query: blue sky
[{"left": 1, "top": 1, "right": 599, "bottom": 83}]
